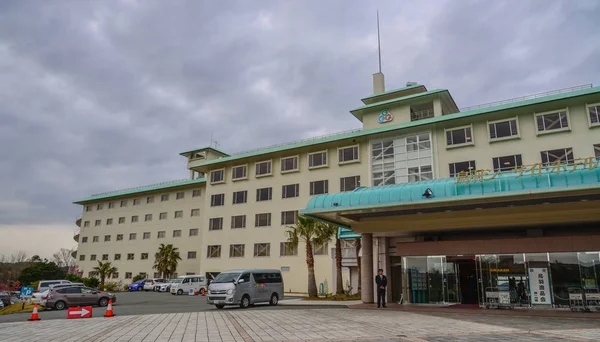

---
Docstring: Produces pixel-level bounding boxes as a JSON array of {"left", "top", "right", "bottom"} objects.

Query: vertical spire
[
  {"left": 377, "top": 10, "right": 382, "bottom": 74},
  {"left": 372, "top": 11, "right": 385, "bottom": 94}
]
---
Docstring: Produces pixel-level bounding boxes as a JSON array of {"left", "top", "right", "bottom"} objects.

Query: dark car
[
  {"left": 45, "top": 286, "right": 116, "bottom": 310},
  {"left": 0, "top": 291, "right": 11, "bottom": 307}
]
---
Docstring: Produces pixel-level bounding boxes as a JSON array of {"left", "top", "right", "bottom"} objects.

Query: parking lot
[{"left": 0, "top": 291, "right": 338, "bottom": 324}]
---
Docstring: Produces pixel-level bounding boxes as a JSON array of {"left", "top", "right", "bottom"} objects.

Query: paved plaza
[{"left": 1, "top": 308, "right": 600, "bottom": 342}]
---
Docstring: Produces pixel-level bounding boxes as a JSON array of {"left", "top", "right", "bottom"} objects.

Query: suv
[
  {"left": 143, "top": 278, "right": 167, "bottom": 291},
  {"left": 46, "top": 286, "right": 116, "bottom": 310},
  {"left": 37, "top": 280, "right": 72, "bottom": 292}
]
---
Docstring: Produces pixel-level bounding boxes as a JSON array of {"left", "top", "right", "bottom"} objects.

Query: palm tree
[
  {"left": 320, "top": 223, "right": 344, "bottom": 295},
  {"left": 153, "top": 244, "right": 182, "bottom": 279},
  {"left": 355, "top": 237, "right": 362, "bottom": 292},
  {"left": 93, "top": 261, "right": 117, "bottom": 288},
  {"left": 286, "top": 216, "right": 336, "bottom": 297}
]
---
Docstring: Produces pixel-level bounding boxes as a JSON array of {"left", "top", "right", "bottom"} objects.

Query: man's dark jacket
[{"left": 375, "top": 275, "right": 387, "bottom": 288}]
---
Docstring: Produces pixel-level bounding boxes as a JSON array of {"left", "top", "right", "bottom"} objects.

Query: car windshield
[{"left": 212, "top": 273, "right": 241, "bottom": 283}]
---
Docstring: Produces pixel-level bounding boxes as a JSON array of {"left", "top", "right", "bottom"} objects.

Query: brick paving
[{"left": 0, "top": 309, "right": 599, "bottom": 341}]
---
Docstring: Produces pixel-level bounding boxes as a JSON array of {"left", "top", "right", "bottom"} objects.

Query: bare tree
[
  {"left": 9, "top": 251, "right": 28, "bottom": 263},
  {"left": 53, "top": 248, "right": 77, "bottom": 268}
]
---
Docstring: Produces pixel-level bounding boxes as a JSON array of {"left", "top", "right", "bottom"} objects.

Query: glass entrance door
[{"left": 427, "top": 256, "right": 446, "bottom": 303}]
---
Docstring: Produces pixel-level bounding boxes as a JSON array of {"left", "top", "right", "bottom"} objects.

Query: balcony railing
[
  {"left": 410, "top": 109, "right": 435, "bottom": 121},
  {"left": 73, "top": 229, "right": 80, "bottom": 242},
  {"left": 75, "top": 214, "right": 82, "bottom": 227}
]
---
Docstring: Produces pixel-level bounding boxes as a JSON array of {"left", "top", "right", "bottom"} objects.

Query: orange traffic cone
[
  {"left": 28, "top": 303, "right": 41, "bottom": 321},
  {"left": 104, "top": 299, "right": 115, "bottom": 318},
  {"left": 201, "top": 288, "right": 206, "bottom": 296}
]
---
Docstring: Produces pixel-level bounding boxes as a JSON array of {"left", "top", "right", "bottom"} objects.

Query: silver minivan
[{"left": 207, "top": 269, "right": 283, "bottom": 309}]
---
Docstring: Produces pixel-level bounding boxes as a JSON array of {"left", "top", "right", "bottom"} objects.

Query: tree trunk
[
  {"left": 355, "top": 238, "right": 361, "bottom": 291},
  {"left": 335, "top": 237, "right": 343, "bottom": 294},
  {"left": 306, "top": 242, "right": 318, "bottom": 297}
]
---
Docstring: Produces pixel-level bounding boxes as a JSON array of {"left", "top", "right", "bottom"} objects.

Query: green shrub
[
  {"left": 122, "top": 284, "right": 129, "bottom": 291},
  {"left": 29, "top": 281, "right": 39, "bottom": 290},
  {"left": 65, "top": 274, "right": 83, "bottom": 283},
  {"left": 82, "top": 277, "right": 100, "bottom": 288},
  {"left": 103, "top": 282, "right": 119, "bottom": 292}
]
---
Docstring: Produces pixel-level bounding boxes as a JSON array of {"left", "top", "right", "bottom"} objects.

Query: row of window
[
  {"left": 85, "top": 190, "right": 202, "bottom": 212},
  {"left": 445, "top": 105, "right": 600, "bottom": 148},
  {"left": 210, "top": 176, "right": 360, "bottom": 207},
  {"left": 210, "top": 146, "right": 360, "bottom": 184},
  {"left": 206, "top": 242, "right": 328, "bottom": 258},
  {"left": 80, "top": 251, "right": 198, "bottom": 262},
  {"left": 81, "top": 229, "right": 199, "bottom": 243},
  {"left": 82, "top": 209, "right": 200, "bottom": 227},
  {"left": 208, "top": 210, "right": 299, "bottom": 230},
  {"left": 449, "top": 145, "right": 600, "bottom": 177}
]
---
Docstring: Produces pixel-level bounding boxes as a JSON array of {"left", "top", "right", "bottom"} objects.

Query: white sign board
[{"left": 528, "top": 267, "right": 552, "bottom": 305}]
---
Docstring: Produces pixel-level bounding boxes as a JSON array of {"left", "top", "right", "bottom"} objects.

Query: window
[
  {"left": 313, "top": 242, "right": 328, "bottom": 256},
  {"left": 112, "top": 272, "right": 119, "bottom": 279},
  {"left": 406, "top": 134, "right": 431, "bottom": 152},
  {"left": 256, "top": 187, "right": 272, "bottom": 201},
  {"left": 595, "top": 144, "right": 600, "bottom": 159},
  {"left": 81, "top": 237, "right": 88, "bottom": 243},
  {"left": 255, "top": 213, "right": 271, "bottom": 227},
  {"left": 125, "top": 272, "right": 132, "bottom": 279},
  {"left": 174, "top": 211, "right": 183, "bottom": 218},
  {"left": 192, "top": 189, "right": 201, "bottom": 197},
  {"left": 187, "top": 251, "right": 197, "bottom": 259},
  {"left": 189, "top": 229, "right": 198, "bottom": 237},
  {"left": 97, "top": 204, "right": 103, "bottom": 210},
  {"left": 92, "top": 236, "right": 99, "bottom": 243},
  {"left": 94, "top": 220, "right": 101, "bottom": 227},
  {"left": 229, "top": 244, "right": 245, "bottom": 258},
  {"left": 209, "top": 217, "right": 223, "bottom": 231},
  {"left": 143, "top": 232, "right": 151, "bottom": 239},
  {"left": 233, "top": 190, "right": 248, "bottom": 204},
  {"left": 280, "top": 185, "right": 300, "bottom": 200},
  {"left": 309, "top": 180, "right": 328, "bottom": 195},
  {"left": 449, "top": 161, "right": 476, "bottom": 177},
  {"left": 231, "top": 215, "right": 246, "bottom": 229},
  {"left": 371, "top": 139, "right": 395, "bottom": 186},
  {"left": 280, "top": 156, "right": 298, "bottom": 172},
  {"left": 118, "top": 217, "right": 125, "bottom": 224},
  {"left": 408, "top": 165, "right": 433, "bottom": 182},
  {"left": 159, "top": 212, "right": 167, "bottom": 220},
  {"left": 141, "top": 253, "right": 148, "bottom": 260},
  {"left": 131, "top": 215, "right": 138, "bottom": 223},
  {"left": 589, "top": 104, "right": 600, "bottom": 126},
  {"left": 207, "top": 245, "right": 221, "bottom": 258},
  {"left": 210, "top": 169, "right": 225, "bottom": 184},
  {"left": 446, "top": 126, "right": 473, "bottom": 147},
  {"left": 79, "top": 255, "right": 85, "bottom": 261},
  {"left": 173, "top": 230, "right": 182, "bottom": 238},
  {"left": 536, "top": 110, "right": 570, "bottom": 133},
  {"left": 280, "top": 242, "right": 298, "bottom": 256},
  {"left": 120, "top": 200, "right": 127, "bottom": 207},
  {"left": 281, "top": 211, "right": 298, "bottom": 225},
  {"left": 133, "top": 199, "right": 141, "bottom": 206},
  {"left": 339, "top": 145, "right": 359, "bottom": 163},
  {"left": 102, "top": 254, "right": 109, "bottom": 261},
  {"left": 176, "top": 192, "right": 185, "bottom": 200},
  {"left": 157, "top": 231, "right": 166, "bottom": 239},
  {"left": 86, "top": 206, "right": 91, "bottom": 212},
  {"left": 145, "top": 214, "right": 152, "bottom": 222},
  {"left": 340, "top": 176, "right": 361, "bottom": 192},
  {"left": 127, "top": 253, "right": 134, "bottom": 260},
  {"left": 108, "top": 202, "right": 115, "bottom": 209},
  {"left": 90, "top": 255, "right": 97, "bottom": 261},
  {"left": 493, "top": 154, "right": 523, "bottom": 172},
  {"left": 191, "top": 209, "right": 200, "bottom": 217},
  {"left": 161, "top": 194, "right": 169, "bottom": 202},
  {"left": 211, "top": 194, "right": 224, "bottom": 207},
  {"left": 147, "top": 196, "right": 154, "bottom": 204},
  {"left": 114, "top": 254, "right": 121, "bottom": 260},
  {"left": 255, "top": 161, "right": 272, "bottom": 176},
  {"left": 104, "top": 235, "right": 111, "bottom": 242},
  {"left": 83, "top": 221, "right": 90, "bottom": 227},
  {"left": 232, "top": 165, "right": 247, "bottom": 180},
  {"left": 489, "top": 118, "right": 519, "bottom": 140},
  {"left": 308, "top": 151, "right": 327, "bottom": 169},
  {"left": 253, "top": 243, "right": 270, "bottom": 257},
  {"left": 116, "top": 234, "right": 123, "bottom": 241},
  {"left": 541, "top": 148, "right": 574, "bottom": 166},
  {"left": 129, "top": 233, "right": 137, "bottom": 240}
]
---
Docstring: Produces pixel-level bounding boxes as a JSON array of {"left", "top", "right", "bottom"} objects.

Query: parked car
[
  {"left": 207, "top": 269, "right": 283, "bottom": 309},
  {"left": 143, "top": 278, "right": 167, "bottom": 291},
  {"left": 170, "top": 275, "right": 207, "bottom": 295},
  {"left": 37, "top": 280, "right": 72, "bottom": 292},
  {"left": 30, "top": 290, "right": 49, "bottom": 305},
  {"left": 0, "top": 291, "right": 10, "bottom": 307},
  {"left": 128, "top": 279, "right": 146, "bottom": 291},
  {"left": 46, "top": 286, "right": 116, "bottom": 310},
  {"left": 158, "top": 279, "right": 179, "bottom": 292}
]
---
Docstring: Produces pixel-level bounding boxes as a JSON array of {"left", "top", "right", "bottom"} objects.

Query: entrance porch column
[{"left": 361, "top": 233, "right": 374, "bottom": 303}]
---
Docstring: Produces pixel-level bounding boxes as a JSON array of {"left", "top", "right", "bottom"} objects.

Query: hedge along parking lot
[{"left": 0, "top": 290, "right": 312, "bottom": 323}]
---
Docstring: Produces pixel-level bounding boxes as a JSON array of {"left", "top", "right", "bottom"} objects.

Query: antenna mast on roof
[
  {"left": 377, "top": 10, "right": 382, "bottom": 74},
  {"left": 210, "top": 132, "right": 220, "bottom": 149},
  {"left": 372, "top": 11, "right": 385, "bottom": 94}
]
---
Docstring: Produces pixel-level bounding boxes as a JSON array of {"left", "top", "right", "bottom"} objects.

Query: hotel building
[{"left": 74, "top": 71, "right": 600, "bottom": 307}]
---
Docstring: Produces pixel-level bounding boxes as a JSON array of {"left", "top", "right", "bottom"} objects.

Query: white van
[
  {"left": 170, "top": 275, "right": 207, "bottom": 295},
  {"left": 37, "top": 280, "right": 72, "bottom": 292}
]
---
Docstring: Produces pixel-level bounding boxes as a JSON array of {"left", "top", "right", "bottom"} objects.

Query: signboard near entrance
[
  {"left": 67, "top": 306, "right": 93, "bottom": 319},
  {"left": 528, "top": 268, "right": 552, "bottom": 305}
]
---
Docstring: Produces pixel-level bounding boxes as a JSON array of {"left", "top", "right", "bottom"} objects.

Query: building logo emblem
[{"left": 378, "top": 109, "right": 393, "bottom": 124}]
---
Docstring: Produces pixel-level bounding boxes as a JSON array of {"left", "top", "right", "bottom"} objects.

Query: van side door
[
  {"left": 251, "top": 272, "right": 269, "bottom": 302},
  {"left": 236, "top": 273, "right": 251, "bottom": 302}
]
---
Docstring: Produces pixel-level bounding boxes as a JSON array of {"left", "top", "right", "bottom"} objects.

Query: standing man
[{"left": 375, "top": 268, "right": 387, "bottom": 308}]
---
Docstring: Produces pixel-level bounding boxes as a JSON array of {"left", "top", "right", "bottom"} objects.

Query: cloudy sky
[{"left": 1, "top": 0, "right": 599, "bottom": 258}]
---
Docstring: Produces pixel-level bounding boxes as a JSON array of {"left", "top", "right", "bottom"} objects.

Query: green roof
[
  {"left": 351, "top": 89, "right": 448, "bottom": 117},
  {"left": 179, "top": 146, "right": 230, "bottom": 157},
  {"left": 189, "top": 85, "right": 600, "bottom": 169},
  {"left": 360, "top": 83, "right": 425, "bottom": 103},
  {"left": 73, "top": 178, "right": 206, "bottom": 204},
  {"left": 338, "top": 227, "right": 361, "bottom": 240}
]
